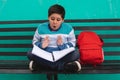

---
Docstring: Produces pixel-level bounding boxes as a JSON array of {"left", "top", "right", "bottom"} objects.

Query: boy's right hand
[{"left": 42, "top": 36, "right": 49, "bottom": 48}]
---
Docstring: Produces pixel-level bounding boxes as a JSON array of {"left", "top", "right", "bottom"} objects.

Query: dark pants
[{"left": 27, "top": 49, "right": 80, "bottom": 71}]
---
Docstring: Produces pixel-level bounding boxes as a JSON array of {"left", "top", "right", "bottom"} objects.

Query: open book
[{"left": 32, "top": 45, "right": 75, "bottom": 62}]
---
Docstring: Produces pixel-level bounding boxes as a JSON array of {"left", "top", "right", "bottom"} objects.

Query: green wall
[
  {"left": 0, "top": 0, "right": 120, "bottom": 80},
  {"left": 0, "top": 0, "right": 120, "bottom": 21}
]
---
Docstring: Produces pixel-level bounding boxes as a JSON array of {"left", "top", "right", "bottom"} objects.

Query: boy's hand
[
  {"left": 57, "top": 35, "right": 63, "bottom": 45},
  {"left": 42, "top": 36, "right": 49, "bottom": 48}
]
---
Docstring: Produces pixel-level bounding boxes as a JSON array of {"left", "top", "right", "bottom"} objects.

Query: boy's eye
[
  {"left": 51, "top": 17, "right": 55, "bottom": 20},
  {"left": 57, "top": 18, "right": 61, "bottom": 21}
]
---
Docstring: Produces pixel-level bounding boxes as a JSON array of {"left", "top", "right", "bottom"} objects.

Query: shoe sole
[
  {"left": 29, "top": 61, "right": 34, "bottom": 71},
  {"left": 75, "top": 61, "right": 81, "bottom": 71}
]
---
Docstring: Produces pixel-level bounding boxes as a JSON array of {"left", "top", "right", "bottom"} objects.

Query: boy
[{"left": 27, "top": 4, "right": 81, "bottom": 72}]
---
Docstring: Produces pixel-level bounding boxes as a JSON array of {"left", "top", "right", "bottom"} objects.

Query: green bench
[{"left": 0, "top": 19, "right": 120, "bottom": 80}]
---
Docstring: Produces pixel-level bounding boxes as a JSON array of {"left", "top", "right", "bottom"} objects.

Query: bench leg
[
  {"left": 47, "top": 73, "right": 58, "bottom": 80},
  {"left": 54, "top": 74, "right": 58, "bottom": 80}
]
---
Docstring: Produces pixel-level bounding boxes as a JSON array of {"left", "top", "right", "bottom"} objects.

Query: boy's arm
[
  {"left": 32, "top": 29, "right": 43, "bottom": 48},
  {"left": 58, "top": 29, "right": 76, "bottom": 50}
]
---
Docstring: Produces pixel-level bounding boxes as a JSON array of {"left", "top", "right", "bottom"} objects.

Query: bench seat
[{"left": 0, "top": 19, "right": 120, "bottom": 80}]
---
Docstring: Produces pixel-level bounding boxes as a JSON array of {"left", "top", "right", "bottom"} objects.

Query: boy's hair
[{"left": 48, "top": 4, "right": 65, "bottom": 19}]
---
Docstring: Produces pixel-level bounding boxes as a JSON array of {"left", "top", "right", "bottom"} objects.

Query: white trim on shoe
[
  {"left": 75, "top": 61, "right": 81, "bottom": 71},
  {"left": 29, "top": 60, "right": 34, "bottom": 71}
]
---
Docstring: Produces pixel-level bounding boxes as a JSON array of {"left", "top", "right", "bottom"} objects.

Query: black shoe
[
  {"left": 29, "top": 60, "right": 52, "bottom": 71},
  {"left": 64, "top": 61, "right": 81, "bottom": 72}
]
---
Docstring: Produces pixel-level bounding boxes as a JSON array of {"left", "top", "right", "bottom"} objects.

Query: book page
[
  {"left": 32, "top": 45, "right": 54, "bottom": 62},
  {"left": 53, "top": 47, "right": 75, "bottom": 61}
]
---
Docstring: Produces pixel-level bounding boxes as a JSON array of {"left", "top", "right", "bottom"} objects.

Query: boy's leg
[
  {"left": 27, "top": 49, "right": 81, "bottom": 72},
  {"left": 55, "top": 50, "right": 80, "bottom": 71},
  {"left": 27, "top": 50, "right": 56, "bottom": 70}
]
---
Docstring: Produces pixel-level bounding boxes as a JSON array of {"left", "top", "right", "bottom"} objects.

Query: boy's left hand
[{"left": 57, "top": 35, "right": 63, "bottom": 45}]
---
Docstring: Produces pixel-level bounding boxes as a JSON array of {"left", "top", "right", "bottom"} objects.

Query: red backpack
[{"left": 77, "top": 31, "right": 104, "bottom": 66}]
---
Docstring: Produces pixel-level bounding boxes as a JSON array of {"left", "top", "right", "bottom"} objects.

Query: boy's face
[{"left": 48, "top": 13, "right": 64, "bottom": 30}]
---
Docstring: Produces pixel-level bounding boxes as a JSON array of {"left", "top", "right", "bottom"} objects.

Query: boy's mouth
[{"left": 53, "top": 26, "right": 56, "bottom": 28}]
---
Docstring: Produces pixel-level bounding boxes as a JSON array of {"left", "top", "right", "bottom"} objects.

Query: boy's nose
[{"left": 53, "top": 20, "right": 57, "bottom": 24}]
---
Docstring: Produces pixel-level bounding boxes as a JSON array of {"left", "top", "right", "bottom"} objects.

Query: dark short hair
[{"left": 48, "top": 4, "right": 65, "bottom": 19}]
